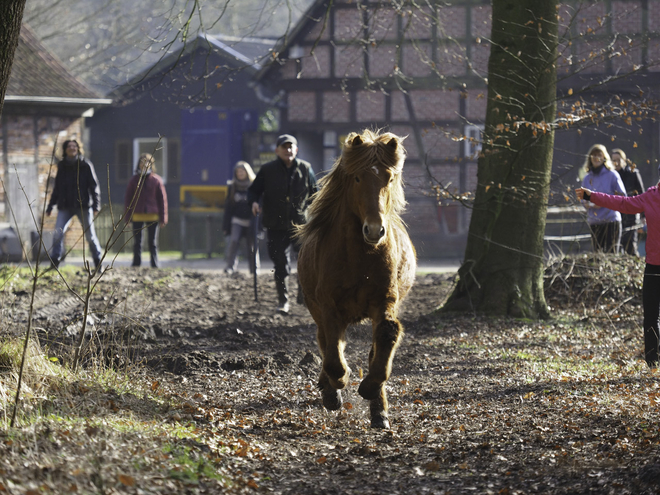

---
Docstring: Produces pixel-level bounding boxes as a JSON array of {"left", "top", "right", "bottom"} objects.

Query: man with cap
[{"left": 248, "top": 134, "right": 318, "bottom": 313}]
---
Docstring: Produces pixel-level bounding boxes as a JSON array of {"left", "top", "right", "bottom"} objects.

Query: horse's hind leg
[
  {"left": 358, "top": 318, "right": 403, "bottom": 401},
  {"left": 369, "top": 386, "right": 390, "bottom": 429}
]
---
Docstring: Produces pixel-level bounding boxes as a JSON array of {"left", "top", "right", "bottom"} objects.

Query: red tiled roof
[{"left": 7, "top": 24, "right": 101, "bottom": 100}]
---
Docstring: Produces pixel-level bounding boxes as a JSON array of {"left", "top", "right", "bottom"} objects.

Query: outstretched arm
[{"left": 576, "top": 187, "right": 647, "bottom": 215}]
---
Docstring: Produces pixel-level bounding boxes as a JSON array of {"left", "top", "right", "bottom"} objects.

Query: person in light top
[{"left": 579, "top": 144, "right": 626, "bottom": 253}]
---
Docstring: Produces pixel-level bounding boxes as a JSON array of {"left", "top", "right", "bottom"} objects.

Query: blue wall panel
[{"left": 181, "top": 108, "right": 257, "bottom": 186}]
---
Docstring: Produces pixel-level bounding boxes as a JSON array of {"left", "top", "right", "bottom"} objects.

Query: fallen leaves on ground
[{"left": 0, "top": 255, "right": 658, "bottom": 494}]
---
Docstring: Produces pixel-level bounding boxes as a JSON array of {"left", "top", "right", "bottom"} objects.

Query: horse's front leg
[
  {"left": 317, "top": 317, "right": 351, "bottom": 410},
  {"left": 358, "top": 317, "right": 403, "bottom": 404}
]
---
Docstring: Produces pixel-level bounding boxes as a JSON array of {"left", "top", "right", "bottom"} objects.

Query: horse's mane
[{"left": 298, "top": 129, "right": 407, "bottom": 242}]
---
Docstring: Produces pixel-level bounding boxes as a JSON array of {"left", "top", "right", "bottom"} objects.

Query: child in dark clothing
[{"left": 223, "top": 161, "right": 258, "bottom": 274}]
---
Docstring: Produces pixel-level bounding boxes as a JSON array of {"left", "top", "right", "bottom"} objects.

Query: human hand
[
  {"left": 252, "top": 202, "right": 261, "bottom": 216},
  {"left": 575, "top": 187, "right": 591, "bottom": 201}
]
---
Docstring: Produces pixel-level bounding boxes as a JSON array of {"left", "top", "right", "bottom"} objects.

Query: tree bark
[
  {"left": 442, "top": 0, "right": 558, "bottom": 318},
  {"left": 0, "top": 0, "right": 26, "bottom": 116}
]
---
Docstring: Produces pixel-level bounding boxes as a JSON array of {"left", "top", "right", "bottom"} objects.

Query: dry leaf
[
  {"left": 85, "top": 426, "right": 100, "bottom": 437},
  {"left": 118, "top": 474, "right": 135, "bottom": 487}
]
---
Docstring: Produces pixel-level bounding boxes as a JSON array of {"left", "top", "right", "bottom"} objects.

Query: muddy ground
[{"left": 4, "top": 256, "right": 660, "bottom": 494}]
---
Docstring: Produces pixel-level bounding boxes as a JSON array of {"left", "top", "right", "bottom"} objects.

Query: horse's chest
[{"left": 335, "top": 257, "right": 393, "bottom": 301}]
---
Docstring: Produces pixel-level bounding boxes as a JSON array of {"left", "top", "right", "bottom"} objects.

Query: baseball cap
[{"left": 276, "top": 134, "right": 297, "bottom": 147}]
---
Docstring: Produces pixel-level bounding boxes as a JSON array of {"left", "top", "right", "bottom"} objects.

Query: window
[
  {"left": 134, "top": 138, "right": 168, "bottom": 183},
  {"left": 463, "top": 124, "right": 484, "bottom": 159}
]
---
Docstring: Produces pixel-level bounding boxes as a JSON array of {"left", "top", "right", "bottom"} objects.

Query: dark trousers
[
  {"left": 225, "top": 223, "right": 258, "bottom": 274},
  {"left": 589, "top": 221, "right": 621, "bottom": 254},
  {"left": 267, "top": 228, "right": 299, "bottom": 303},
  {"left": 643, "top": 264, "right": 660, "bottom": 366},
  {"left": 132, "top": 221, "right": 159, "bottom": 268},
  {"left": 621, "top": 227, "right": 639, "bottom": 256}
]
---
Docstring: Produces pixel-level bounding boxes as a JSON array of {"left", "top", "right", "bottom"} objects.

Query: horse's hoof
[
  {"left": 325, "top": 365, "right": 351, "bottom": 390},
  {"left": 370, "top": 415, "right": 390, "bottom": 429},
  {"left": 357, "top": 378, "right": 380, "bottom": 401},
  {"left": 322, "top": 389, "right": 343, "bottom": 411}
]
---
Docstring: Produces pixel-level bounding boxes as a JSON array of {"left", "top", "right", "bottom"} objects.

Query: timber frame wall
[{"left": 259, "top": 0, "right": 660, "bottom": 257}]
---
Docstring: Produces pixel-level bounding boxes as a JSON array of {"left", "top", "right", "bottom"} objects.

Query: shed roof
[
  {"left": 6, "top": 24, "right": 110, "bottom": 106},
  {"left": 110, "top": 33, "right": 277, "bottom": 100}
]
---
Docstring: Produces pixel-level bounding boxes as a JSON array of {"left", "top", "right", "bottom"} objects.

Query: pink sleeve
[{"left": 590, "top": 190, "right": 647, "bottom": 215}]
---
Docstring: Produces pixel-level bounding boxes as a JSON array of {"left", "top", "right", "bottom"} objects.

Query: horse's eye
[{"left": 355, "top": 176, "right": 360, "bottom": 183}]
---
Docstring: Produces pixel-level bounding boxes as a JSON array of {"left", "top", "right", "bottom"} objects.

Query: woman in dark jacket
[
  {"left": 46, "top": 139, "right": 102, "bottom": 269},
  {"left": 124, "top": 153, "right": 168, "bottom": 268},
  {"left": 223, "top": 161, "right": 258, "bottom": 274}
]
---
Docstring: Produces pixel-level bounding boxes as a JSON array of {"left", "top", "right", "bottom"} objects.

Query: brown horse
[{"left": 297, "top": 129, "right": 416, "bottom": 429}]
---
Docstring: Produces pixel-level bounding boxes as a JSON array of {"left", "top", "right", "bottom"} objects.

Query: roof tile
[{"left": 7, "top": 24, "right": 101, "bottom": 100}]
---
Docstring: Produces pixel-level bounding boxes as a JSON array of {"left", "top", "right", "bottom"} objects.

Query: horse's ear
[
  {"left": 387, "top": 138, "right": 397, "bottom": 150},
  {"left": 352, "top": 135, "right": 363, "bottom": 146}
]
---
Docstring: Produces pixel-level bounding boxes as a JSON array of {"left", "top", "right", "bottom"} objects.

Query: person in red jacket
[
  {"left": 124, "top": 153, "right": 168, "bottom": 268},
  {"left": 576, "top": 185, "right": 660, "bottom": 368}
]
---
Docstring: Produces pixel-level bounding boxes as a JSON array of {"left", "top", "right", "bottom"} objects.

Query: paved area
[{"left": 54, "top": 253, "right": 462, "bottom": 274}]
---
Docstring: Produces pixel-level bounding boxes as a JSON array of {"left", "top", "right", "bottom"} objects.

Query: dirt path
[{"left": 4, "top": 258, "right": 660, "bottom": 494}]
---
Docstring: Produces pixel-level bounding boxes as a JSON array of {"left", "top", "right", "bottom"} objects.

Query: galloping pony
[{"left": 297, "top": 129, "right": 416, "bottom": 428}]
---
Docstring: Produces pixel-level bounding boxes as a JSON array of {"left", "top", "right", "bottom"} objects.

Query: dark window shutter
[
  {"left": 116, "top": 141, "right": 131, "bottom": 182},
  {"left": 167, "top": 139, "right": 180, "bottom": 182}
]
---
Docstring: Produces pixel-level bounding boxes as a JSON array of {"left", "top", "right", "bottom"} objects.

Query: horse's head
[{"left": 341, "top": 130, "right": 407, "bottom": 246}]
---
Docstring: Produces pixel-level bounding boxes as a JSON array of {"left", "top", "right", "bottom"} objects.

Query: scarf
[{"left": 233, "top": 178, "right": 251, "bottom": 191}]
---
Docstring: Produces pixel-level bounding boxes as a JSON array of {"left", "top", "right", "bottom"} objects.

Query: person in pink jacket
[
  {"left": 124, "top": 153, "right": 168, "bottom": 268},
  {"left": 576, "top": 185, "right": 659, "bottom": 367}
]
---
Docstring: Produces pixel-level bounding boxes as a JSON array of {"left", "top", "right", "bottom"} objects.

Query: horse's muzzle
[{"left": 363, "top": 222, "right": 385, "bottom": 244}]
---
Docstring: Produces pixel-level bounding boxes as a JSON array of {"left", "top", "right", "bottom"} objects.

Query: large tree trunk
[
  {"left": 443, "top": 0, "right": 558, "bottom": 318},
  {"left": 0, "top": 1, "right": 26, "bottom": 116}
]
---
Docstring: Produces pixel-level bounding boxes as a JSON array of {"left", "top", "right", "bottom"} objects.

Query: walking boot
[
  {"left": 277, "top": 299, "right": 290, "bottom": 314},
  {"left": 276, "top": 277, "right": 290, "bottom": 314},
  {"left": 297, "top": 283, "right": 305, "bottom": 305}
]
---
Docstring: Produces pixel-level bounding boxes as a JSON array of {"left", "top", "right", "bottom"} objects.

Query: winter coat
[
  {"left": 616, "top": 166, "right": 645, "bottom": 229},
  {"left": 46, "top": 156, "right": 100, "bottom": 213},
  {"left": 589, "top": 187, "right": 660, "bottom": 265},
  {"left": 124, "top": 172, "right": 168, "bottom": 225},
  {"left": 223, "top": 181, "right": 253, "bottom": 233},
  {"left": 581, "top": 167, "right": 626, "bottom": 224},
  {"left": 247, "top": 157, "right": 318, "bottom": 231}
]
